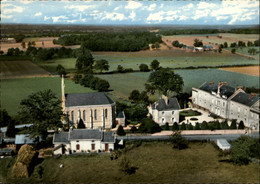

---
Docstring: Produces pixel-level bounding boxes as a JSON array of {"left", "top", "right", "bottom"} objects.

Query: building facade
[
  {"left": 148, "top": 96, "right": 180, "bottom": 126},
  {"left": 61, "top": 76, "right": 116, "bottom": 129},
  {"left": 53, "top": 129, "right": 115, "bottom": 155},
  {"left": 192, "top": 82, "right": 259, "bottom": 130}
]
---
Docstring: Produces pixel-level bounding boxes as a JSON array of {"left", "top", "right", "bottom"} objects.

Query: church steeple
[{"left": 61, "top": 75, "right": 66, "bottom": 112}]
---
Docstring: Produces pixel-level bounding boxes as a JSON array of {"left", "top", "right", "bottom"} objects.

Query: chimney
[
  {"left": 162, "top": 95, "right": 169, "bottom": 105},
  {"left": 217, "top": 82, "right": 227, "bottom": 96},
  {"left": 249, "top": 93, "right": 256, "bottom": 99}
]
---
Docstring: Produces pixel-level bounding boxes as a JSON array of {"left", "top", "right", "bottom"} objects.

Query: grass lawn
[
  {"left": 97, "top": 69, "right": 259, "bottom": 100},
  {"left": 1, "top": 77, "right": 95, "bottom": 116},
  {"left": 0, "top": 142, "right": 259, "bottom": 183},
  {"left": 180, "top": 109, "right": 201, "bottom": 117}
]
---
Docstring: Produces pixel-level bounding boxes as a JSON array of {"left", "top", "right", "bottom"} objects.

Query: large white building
[{"left": 192, "top": 82, "right": 259, "bottom": 130}]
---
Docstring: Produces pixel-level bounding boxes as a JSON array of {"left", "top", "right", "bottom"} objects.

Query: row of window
[
  {"left": 70, "top": 109, "right": 108, "bottom": 123},
  {"left": 161, "top": 111, "right": 175, "bottom": 115}
]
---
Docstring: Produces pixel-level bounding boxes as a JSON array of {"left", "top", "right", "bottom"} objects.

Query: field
[
  {"left": 0, "top": 60, "right": 50, "bottom": 79},
  {"left": 97, "top": 69, "right": 259, "bottom": 100},
  {"left": 225, "top": 46, "right": 259, "bottom": 60},
  {"left": 0, "top": 142, "right": 259, "bottom": 183},
  {"left": 220, "top": 66, "right": 259, "bottom": 77},
  {"left": 1, "top": 77, "right": 95, "bottom": 116},
  {"left": 39, "top": 50, "right": 258, "bottom": 73}
]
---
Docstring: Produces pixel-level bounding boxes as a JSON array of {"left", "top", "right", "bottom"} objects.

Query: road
[{"left": 117, "top": 132, "right": 259, "bottom": 141}]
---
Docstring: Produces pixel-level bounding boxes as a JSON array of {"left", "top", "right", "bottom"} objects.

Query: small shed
[
  {"left": 116, "top": 111, "right": 126, "bottom": 127},
  {"left": 216, "top": 139, "right": 231, "bottom": 151},
  {"left": 15, "top": 134, "right": 40, "bottom": 150}
]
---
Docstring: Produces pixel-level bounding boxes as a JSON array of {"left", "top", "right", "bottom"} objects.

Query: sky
[{"left": 1, "top": 0, "right": 259, "bottom": 25}]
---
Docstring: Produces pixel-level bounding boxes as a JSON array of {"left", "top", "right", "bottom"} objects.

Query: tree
[
  {"left": 0, "top": 109, "right": 12, "bottom": 128},
  {"left": 6, "top": 121, "right": 16, "bottom": 138},
  {"left": 117, "top": 125, "right": 126, "bottom": 136},
  {"left": 231, "top": 136, "right": 251, "bottom": 165},
  {"left": 130, "top": 126, "right": 137, "bottom": 133},
  {"left": 73, "top": 74, "right": 82, "bottom": 84},
  {"left": 238, "top": 121, "right": 245, "bottom": 129},
  {"left": 56, "top": 64, "right": 66, "bottom": 77},
  {"left": 94, "top": 59, "right": 109, "bottom": 73},
  {"left": 117, "top": 65, "right": 124, "bottom": 73},
  {"left": 172, "top": 122, "right": 179, "bottom": 131},
  {"left": 75, "top": 44, "right": 94, "bottom": 72},
  {"left": 18, "top": 90, "right": 63, "bottom": 138},
  {"left": 230, "top": 120, "right": 237, "bottom": 129},
  {"left": 231, "top": 48, "right": 236, "bottom": 54},
  {"left": 201, "top": 121, "right": 209, "bottom": 130},
  {"left": 138, "top": 118, "right": 161, "bottom": 134},
  {"left": 164, "top": 122, "right": 170, "bottom": 130},
  {"left": 187, "top": 123, "right": 193, "bottom": 130},
  {"left": 180, "top": 123, "right": 186, "bottom": 130},
  {"left": 145, "top": 68, "right": 184, "bottom": 96},
  {"left": 95, "top": 79, "right": 110, "bottom": 92},
  {"left": 21, "top": 42, "right": 26, "bottom": 49},
  {"left": 77, "top": 119, "right": 86, "bottom": 129},
  {"left": 193, "top": 39, "right": 203, "bottom": 47},
  {"left": 218, "top": 47, "right": 222, "bottom": 53},
  {"left": 221, "top": 120, "right": 229, "bottom": 130},
  {"left": 194, "top": 123, "right": 201, "bottom": 130},
  {"left": 171, "top": 131, "right": 188, "bottom": 150},
  {"left": 139, "top": 64, "right": 149, "bottom": 72},
  {"left": 150, "top": 60, "right": 160, "bottom": 71},
  {"left": 129, "top": 90, "right": 141, "bottom": 102},
  {"left": 223, "top": 42, "right": 228, "bottom": 48},
  {"left": 124, "top": 104, "right": 148, "bottom": 122}
]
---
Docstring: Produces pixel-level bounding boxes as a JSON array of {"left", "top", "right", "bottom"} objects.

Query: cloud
[
  {"left": 19, "top": 0, "right": 33, "bottom": 4},
  {"left": 181, "top": 3, "right": 193, "bottom": 11},
  {"left": 147, "top": 11, "right": 179, "bottom": 23},
  {"left": 35, "top": 12, "right": 42, "bottom": 17},
  {"left": 114, "top": 6, "right": 122, "bottom": 11},
  {"left": 102, "top": 12, "right": 126, "bottom": 21},
  {"left": 179, "top": 15, "right": 188, "bottom": 21},
  {"left": 2, "top": 5, "right": 23, "bottom": 14},
  {"left": 129, "top": 11, "right": 136, "bottom": 21},
  {"left": 147, "top": 4, "right": 156, "bottom": 11},
  {"left": 1, "top": 14, "right": 13, "bottom": 19},
  {"left": 147, "top": 11, "right": 164, "bottom": 22},
  {"left": 197, "top": 2, "right": 216, "bottom": 9},
  {"left": 160, "top": 4, "right": 164, "bottom": 8},
  {"left": 228, "top": 15, "right": 239, "bottom": 25},
  {"left": 216, "top": 16, "right": 229, "bottom": 21},
  {"left": 193, "top": 9, "right": 211, "bottom": 20},
  {"left": 65, "top": 5, "right": 94, "bottom": 12},
  {"left": 52, "top": 15, "right": 68, "bottom": 23},
  {"left": 44, "top": 16, "right": 50, "bottom": 21},
  {"left": 125, "top": 1, "right": 142, "bottom": 9}
]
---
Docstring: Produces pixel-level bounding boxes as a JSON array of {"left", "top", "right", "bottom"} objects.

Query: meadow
[
  {"left": 225, "top": 46, "right": 259, "bottom": 60},
  {"left": 0, "top": 142, "right": 259, "bottom": 183},
  {"left": 97, "top": 69, "right": 259, "bottom": 100},
  {"left": 1, "top": 77, "right": 95, "bottom": 116}
]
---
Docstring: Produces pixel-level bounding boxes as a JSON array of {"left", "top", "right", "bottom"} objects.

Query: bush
[
  {"left": 187, "top": 123, "right": 193, "bottom": 130},
  {"left": 139, "top": 64, "right": 149, "bottom": 72},
  {"left": 238, "top": 121, "right": 245, "bottom": 129},
  {"left": 171, "top": 131, "right": 188, "bottom": 150},
  {"left": 231, "top": 136, "right": 251, "bottom": 165},
  {"left": 117, "top": 65, "right": 124, "bottom": 73},
  {"left": 230, "top": 120, "right": 237, "bottom": 129},
  {"left": 164, "top": 122, "right": 170, "bottom": 130},
  {"left": 117, "top": 125, "right": 126, "bottom": 136},
  {"left": 130, "top": 126, "right": 137, "bottom": 133},
  {"left": 201, "top": 121, "right": 209, "bottom": 130},
  {"left": 172, "top": 122, "right": 179, "bottom": 131},
  {"left": 180, "top": 123, "right": 186, "bottom": 130},
  {"left": 138, "top": 118, "right": 161, "bottom": 134},
  {"left": 119, "top": 156, "right": 137, "bottom": 175},
  {"left": 6, "top": 121, "right": 16, "bottom": 138},
  {"left": 221, "top": 120, "right": 229, "bottom": 130},
  {"left": 194, "top": 122, "right": 201, "bottom": 130}
]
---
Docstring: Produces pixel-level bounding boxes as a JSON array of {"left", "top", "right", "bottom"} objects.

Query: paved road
[{"left": 117, "top": 132, "right": 259, "bottom": 141}]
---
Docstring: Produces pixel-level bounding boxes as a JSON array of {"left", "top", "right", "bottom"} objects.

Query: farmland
[
  {"left": 220, "top": 66, "right": 259, "bottom": 77},
  {"left": 0, "top": 142, "right": 259, "bottom": 183},
  {"left": 1, "top": 77, "right": 95, "bottom": 116},
  {"left": 97, "top": 69, "right": 259, "bottom": 100}
]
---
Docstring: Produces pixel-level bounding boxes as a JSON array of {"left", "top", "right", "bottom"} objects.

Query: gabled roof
[
  {"left": 103, "top": 131, "right": 115, "bottom": 143},
  {"left": 54, "top": 132, "right": 69, "bottom": 143},
  {"left": 117, "top": 111, "right": 125, "bottom": 119},
  {"left": 65, "top": 92, "right": 114, "bottom": 107},
  {"left": 70, "top": 129, "right": 101, "bottom": 140},
  {"left": 199, "top": 82, "right": 236, "bottom": 98},
  {"left": 152, "top": 97, "right": 180, "bottom": 111},
  {"left": 15, "top": 134, "right": 36, "bottom": 145},
  {"left": 231, "top": 92, "right": 259, "bottom": 107}
]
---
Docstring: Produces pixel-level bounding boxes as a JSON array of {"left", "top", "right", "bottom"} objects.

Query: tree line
[{"left": 53, "top": 32, "right": 162, "bottom": 52}]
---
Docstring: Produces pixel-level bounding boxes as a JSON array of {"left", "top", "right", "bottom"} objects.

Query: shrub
[
  {"left": 77, "top": 119, "right": 86, "bottom": 129},
  {"left": 180, "top": 123, "right": 186, "bottom": 130},
  {"left": 164, "top": 122, "right": 170, "bottom": 130},
  {"left": 138, "top": 118, "right": 161, "bottom": 134},
  {"left": 172, "top": 122, "right": 179, "bottom": 131},
  {"left": 231, "top": 49, "right": 236, "bottom": 54},
  {"left": 6, "top": 121, "right": 16, "bottom": 138},
  {"left": 117, "top": 65, "right": 124, "bottom": 73},
  {"left": 201, "top": 121, "right": 209, "bottom": 130},
  {"left": 130, "top": 126, "right": 137, "bottom": 133},
  {"left": 230, "top": 120, "right": 237, "bottom": 129},
  {"left": 194, "top": 122, "right": 201, "bottom": 130},
  {"left": 221, "top": 120, "right": 229, "bottom": 130},
  {"left": 119, "top": 156, "right": 137, "bottom": 175},
  {"left": 238, "top": 121, "right": 245, "bottom": 129},
  {"left": 187, "top": 123, "right": 193, "bottom": 130},
  {"left": 117, "top": 125, "right": 126, "bottom": 136},
  {"left": 171, "top": 131, "right": 188, "bottom": 150},
  {"left": 139, "top": 64, "right": 149, "bottom": 72}
]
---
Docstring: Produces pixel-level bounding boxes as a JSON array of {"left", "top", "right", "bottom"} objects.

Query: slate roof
[
  {"left": 54, "top": 129, "right": 115, "bottom": 143},
  {"left": 70, "top": 129, "right": 101, "bottom": 140},
  {"left": 199, "top": 82, "right": 235, "bottom": 98},
  {"left": 117, "top": 111, "right": 125, "bottom": 118},
  {"left": 53, "top": 132, "right": 69, "bottom": 143},
  {"left": 231, "top": 92, "right": 259, "bottom": 107},
  {"left": 65, "top": 92, "right": 114, "bottom": 107},
  {"left": 152, "top": 97, "right": 180, "bottom": 111},
  {"left": 15, "top": 134, "right": 36, "bottom": 145},
  {"left": 103, "top": 131, "right": 115, "bottom": 143}
]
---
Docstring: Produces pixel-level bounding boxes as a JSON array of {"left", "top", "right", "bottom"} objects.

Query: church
[{"left": 61, "top": 76, "right": 116, "bottom": 129}]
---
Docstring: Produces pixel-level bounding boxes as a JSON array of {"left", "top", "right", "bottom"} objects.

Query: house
[
  {"left": 61, "top": 76, "right": 116, "bottom": 129},
  {"left": 15, "top": 134, "right": 40, "bottom": 150},
  {"left": 116, "top": 111, "right": 126, "bottom": 127},
  {"left": 53, "top": 129, "right": 116, "bottom": 155},
  {"left": 216, "top": 139, "right": 231, "bottom": 151},
  {"left": 192, "top": 82, "right": 259, "bottom": 130},
  {"left": 203, "top": 45, "right": 214, "bottom": 51},
  {"left": 148, "top": 95, "right": 180, "bottom": 126},
  {"left": 195, "top": 47, "right": 203, "bottom": 52}
]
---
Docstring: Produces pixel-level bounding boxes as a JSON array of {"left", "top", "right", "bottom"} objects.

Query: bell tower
[{"left": 61, "top": 75, "right": 66, "bottom": 112}]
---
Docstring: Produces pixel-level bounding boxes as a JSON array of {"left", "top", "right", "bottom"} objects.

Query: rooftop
[
  {"left": 199, "top": 82, "right": 236, "bottom": 98},
  {"left": 152, "top": 97, "right": 180, "bottom": 111},
  {"left": 231, "top": 92, "right": 259, "bottom": 107},
  {"left": 65, "top": 92, "right": 114, "bottom": 107}
]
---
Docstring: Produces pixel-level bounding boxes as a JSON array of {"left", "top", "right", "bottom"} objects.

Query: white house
[
  {"left": 148, "top": 96, "right": 180, "bottom": 126},
  {"left": 53, "top": 129, "right": 116, "bottom": 155}
]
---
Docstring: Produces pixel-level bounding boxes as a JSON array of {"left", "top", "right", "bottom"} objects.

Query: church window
[
  {"left": 83, "top": 110, "right": 86, "bottom": 121},
  {"left": 94, "top": 110, "right": 97, "bottom": 120},
  {"left": 78, "top": 110, "right": 81, "bottom": 119},
  {"left": 105, "top": 109, "right": 108, "bottom": 119},
  {"left": 71, "top": 111, "right": 74, "bottom": 123}
]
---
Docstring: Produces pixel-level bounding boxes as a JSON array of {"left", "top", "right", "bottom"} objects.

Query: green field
[
  {"left": 39, "top": 50, "right": 258, "bottom": 73},
  {"left": 1, "top": 77, "right": 95, "bottom": 116},
  {"left": 97, "top": 69, "right": 259, "bottom": 100},
  {"left": 225, "top": 47, "right": 259, "bottom": 60},
  {"left": 0, "top": 142, "right": 259, "bottom": 183}
]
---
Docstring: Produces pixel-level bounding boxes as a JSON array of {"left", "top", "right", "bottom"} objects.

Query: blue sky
[{"left": 1, "top": 0, "right": 259, "bottom": 25}]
